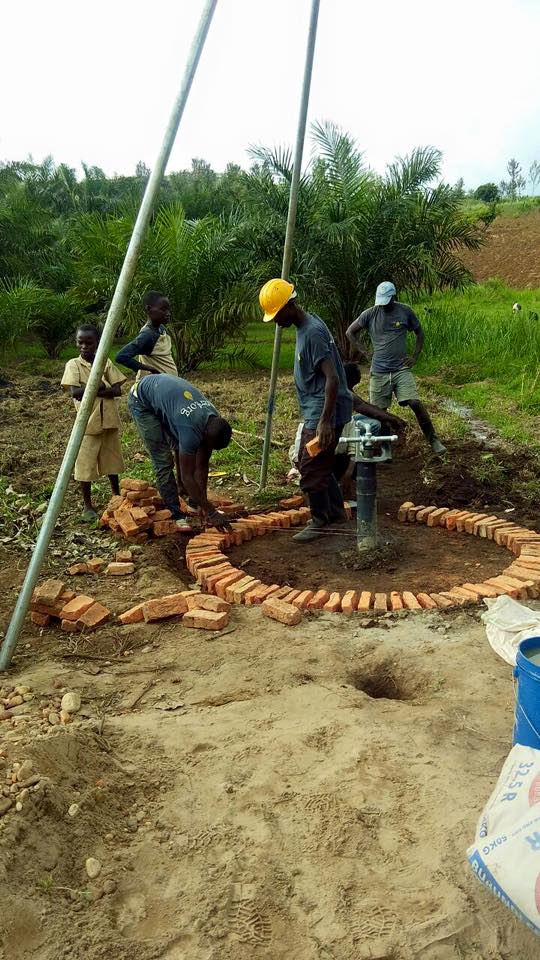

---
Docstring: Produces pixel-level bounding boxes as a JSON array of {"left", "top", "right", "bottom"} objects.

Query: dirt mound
[{"left": 462, "top": 210, "right": 540, "bottom": 286}]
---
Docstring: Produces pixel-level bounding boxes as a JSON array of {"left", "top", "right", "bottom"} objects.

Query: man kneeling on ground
[{"left": 128, "top": 374, "right": 232, "bottom": 530}]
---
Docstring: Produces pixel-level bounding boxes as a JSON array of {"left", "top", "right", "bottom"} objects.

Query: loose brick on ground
[
  {"left": 323, "top": 593, "right": 342, "bottom": 612},
  {"left": 398, "top": 501, "right": 415, "bottom": 522},
  {"left": 402, "top": 592, "right": 422, "bottom": 610},
  {"left": 186, "top": 594, "right": 231, "bottom": 614},
  {"left": 118, "top": 603, "right": 145, "bottom": 625},
  {"left": 429, "top": 593, "right": 454, "bottom": 609},
  {"left": 308, "top": 590, "right": 331, "bottom": 610},
  {"left": 245, "top": 584, "right": 281, "bottom": 606},
  {"left": 279, "top": 496, "right": 305, "bottom": 510},
  {"left": 427, "top": 508, "right": 450, "bottom": 528},
  {"left": 68, "top": 563, "right": 89, "bottom": 576},
  {"left": 292, "top": 590, "right": 314, "bottom": 609},
  {"left": 203, "top": 567, "right": 237, "bottom": 592},
  {"left": 416, "top": 593, "right": 438, "bottom": 609},
  {"left": 59, "top": 595, "right": 96, "bottom": 622},
  {"left": 34, "top": 579, "right": 65, "bottom": 605},
  {"left": 31, "top": 611, "right": 50, "bottom": 627},
  {"left": 106, "top": 495, "right": 125, "bottom": 513},
  {"left": 358, "top": 592, "right": 372, "bottom": 612},
  {"left": 390, "top": 592, "right": 404, "bottom": 611},
  {"left": 116, "top": 549, "right": 133, "bottom": 563},
  {"left": 114, "top": 511, "right": 140, "bottom": 538},
  {"left": 106, "top": 562, "right": 136, "bottom": 576},
  {"left": 142, "top": 593, "right": 189, "bottom": 622},
  {"left": 262, "top": 597, "right": 302, "bottom": 626},
  {"left": 77, "top": 601, "right": 110, "bottom": 631},
  {"left": 152, "top": 509, "right": 173, "bottom": 522},
  {"left": 183, "top": 608, "right": 229, "bottom": 630},
  {"left": 86, "top": 557, "right": 106, "bottom": 573},
  {"left": 342, "top": 590, "right": 359, "bottom": 615},
  {"left": 373, "top": 593, "right": 387, "bottom": 613},
  {"left": 61, "top": 619, "right": 79, "bottom": 632},
  {"left": 227, "top": 577, "right": 261, "bottom": 604},
  {"left": 120, "top": 478, "right": 149, "bottom": 492}
]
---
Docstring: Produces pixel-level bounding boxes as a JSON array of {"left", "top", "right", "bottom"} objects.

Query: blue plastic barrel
[{"left": 513, "top": 636, "right": 540, "bottom": 748}]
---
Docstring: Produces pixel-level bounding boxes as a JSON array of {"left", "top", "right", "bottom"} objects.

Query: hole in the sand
[{"left": 348, "top": 661, "right": 423, "bottom": 701}]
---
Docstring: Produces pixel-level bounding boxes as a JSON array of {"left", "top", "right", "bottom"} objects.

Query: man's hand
[
  {"left": 205, "top": 508, "right": 232, "bottom": 531},
  {"left": 316, "top": 417, "right": 335, "bottom": 451},
  {"left": 402, "top": 355, "right": 417, "bottom": 369}
]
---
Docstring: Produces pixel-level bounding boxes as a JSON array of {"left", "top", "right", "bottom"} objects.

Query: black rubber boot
[{"left": 326, "top": 475, "right": 347, "bottom": 524}]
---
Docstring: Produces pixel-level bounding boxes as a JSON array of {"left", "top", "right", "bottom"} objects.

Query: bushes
[{"left": 0, "top": 280, "right": 85, "bottom": 358}]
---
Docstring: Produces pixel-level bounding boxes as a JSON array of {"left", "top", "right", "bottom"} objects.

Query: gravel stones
[{"left": 85, "top": 857, "right": 102, "bottom": 879}]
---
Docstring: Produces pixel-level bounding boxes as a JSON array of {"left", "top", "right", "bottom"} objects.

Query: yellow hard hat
[{"left": 259, "top": 278, "right": 296, "bottom": 322}]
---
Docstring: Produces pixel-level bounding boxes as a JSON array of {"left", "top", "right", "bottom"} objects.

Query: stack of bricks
[
  {"left": 118, "top": 589, "right": 231, "bottom": 631},
  {"left": 29, "top": 579, "right": 110, "bottom": 632},
  {"left": 99, "top": 478, "right": 173, "bottom": 541}
]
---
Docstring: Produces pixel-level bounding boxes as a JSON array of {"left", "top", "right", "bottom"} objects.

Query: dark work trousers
[
  {"left": 298, "top": 424, "right": 346, "bottom": 524},
  {"left": 128, "top": 389, "right": 182, "bottom": 519}
]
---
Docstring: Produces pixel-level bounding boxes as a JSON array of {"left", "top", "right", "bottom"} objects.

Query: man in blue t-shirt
[
  {"left": 260, "top": 278, "right": 352, "bottom": 543},
  {"left": 346, "top": 281, "right": 446, "bottom": 454},
  {"left": 128, "top": 375, "right": 232, "bottom": 530}
]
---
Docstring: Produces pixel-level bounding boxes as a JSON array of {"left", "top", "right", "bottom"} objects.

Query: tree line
[{"left": 0, "top": 123, "right": 482, "bottom": 367}]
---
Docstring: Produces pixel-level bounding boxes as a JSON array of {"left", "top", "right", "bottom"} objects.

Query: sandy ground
[{"left": 2, "top": 585, "right": 540, "bottom": 959}]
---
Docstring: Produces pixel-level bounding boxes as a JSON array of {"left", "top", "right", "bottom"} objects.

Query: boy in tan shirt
[{"left": 61, "top": 324, "right": 126, "bottom": 520}]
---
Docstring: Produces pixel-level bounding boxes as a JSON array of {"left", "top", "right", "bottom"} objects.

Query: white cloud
[{"left": 2, "top": 0, "right": 539, "bottom": 187}]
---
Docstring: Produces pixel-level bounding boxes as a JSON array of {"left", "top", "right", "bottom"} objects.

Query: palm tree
[
  {"left": 70, "top": 204, "right": 259, "bottom": 370},
  {"left": 242, "top": 122, "right": 483, "bottom": 354}
]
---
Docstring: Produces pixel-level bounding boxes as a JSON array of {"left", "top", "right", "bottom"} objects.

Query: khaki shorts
[
  {"left": 369, "top": 368, "right": 419, "bottom": 409},
  {"left": 74, "top": 429, "right": 125, "bottom": 482}
]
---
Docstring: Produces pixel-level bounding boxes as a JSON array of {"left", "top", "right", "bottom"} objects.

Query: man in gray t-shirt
[
  {"left": 260, "top": 278, "right": 352, "bottom": 542},
  {"left": 346, "top": 282, "right": 446, "bottom": 455}
]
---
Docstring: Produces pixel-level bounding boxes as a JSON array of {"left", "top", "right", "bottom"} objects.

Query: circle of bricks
[{"left": 185, "top": 503, "right": 540, "bottom": 616}]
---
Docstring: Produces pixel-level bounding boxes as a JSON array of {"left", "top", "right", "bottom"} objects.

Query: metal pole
[
  {"left": 356, "top": 462, "right": 378, "bottom": 552},
  {"left": 259, "top": 0, "right": 320, "bottom": 489},
  {"left": 0, "top": 0, "right": 218, "bottom": 671}
]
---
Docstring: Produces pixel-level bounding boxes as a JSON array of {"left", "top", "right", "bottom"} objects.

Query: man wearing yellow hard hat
[{"left": 260, "top": 279, "right": 352, "bottom": 542}]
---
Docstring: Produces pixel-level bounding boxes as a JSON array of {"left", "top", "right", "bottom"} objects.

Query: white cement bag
[
  {"left": 481, "top": 595, "right": 540, "bottom": 666},
  {"left": 467, "top": 744, "right": 540, "bottom": 934}
]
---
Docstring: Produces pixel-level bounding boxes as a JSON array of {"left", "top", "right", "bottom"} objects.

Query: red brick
[
  {"left": 288, "top": 509, "right": 305, "bottom": 527},
  {"left": 116, "top": 549, "right": 133, "bottom": 563},
  {"left": 106, "top": 494, "right": 125, "bottom": 514},
  {"left": 485, "top": 521, "right": 514, "bottom": 540},
  {"left": 342, "top": 590, "right": 359, "bottom": 615},
  {"left": 494, "top": 525, "right": 522, "bottom": 546},
  {"left": 358, "top": 591, "right": 372, "bottom": 612},
  {"left": 153, "top": 520, "right": 180, "bottom": 537},
  {"left": 229, "top": 522, "right": 251, "bottom": 543},
  {"left": 520, "top": 545, "right": 540, "bottom": 557},
  {"left": 510, "top": 535, "right": 540, "bottom": 556},
  {"left": 402, "top": 592, "right": 422, "bottom": 610},
  {"left": 59, "top": 595, "right": 96, "bottom": 621},
  {"left": 280, "top": 589, "right": 301, "bottom": 603},
  {"left": 444, "top": 510, "right": 468, "bottom": 530},
  {"left": 297, "top": 507, "right": 311, "bottom": 523},
  {"left": 511, "top": 557, "right": 540, "bottom": 573},
  {"left": 308, "top": 590, "right": 331, "bottom": 610},
  {"left": 438, "top": 591, "right": 469, "bottom": 606},
  {"left": 272, "top": 585, "right": 295, "bottom": 600},
  {"left": 456, "top": 512, "right": 480, "bottom": 533},
  {"left": 398, "top": 501, "right": 415, "bottom": 522},
  {"left": 448, "top": 586, "right": 481, "bottom": 603},
  {"left": 427, "top": 508, "right": 451, "bottom": 528},
  {"left": 186, "top": 593, "right": 231, "bottom": 614},
  {"left": 323, "top": 593, "right": 341, "bottom": 612},
  {"left": 151, "top": 509, "right": 173, "bottom": 523},
  {"left": 142, "top": 593, "right": 189, "bottom": 621},
  {"left": 279, "top": 495, "right": 305, "bottom": 510},
  {"left": 415, "top": 506, "right": 438, "bottom": 523},
  {"left": 77, "top": 601, "right": 110, "bottom": 631},
  {"left": 114, "top": 510, "right": 140, "bottom": 537},
  {"left": 118, "top": 603, "right": 146, "bottom": 625},
  {"left": 86, "top": 557, "right": 106, "bottom": 574},
  {"left": 262, "top": 597, "right": 303, "bottom": 626},
  {"left": 189, "top": 553, "right": 226, "bottom": 573},
  {"left": 61, "top": 619, "right": 80, "bottom": 632},
  {"left": 67, "top": 563, "right": 90, "bottom": 576},
  {"left": 203, "top": 567, "right": 237, "bottom": 592},
  {"left": 462, "top": 582, "right": 499, "bottom": 599},
  {"left": 464, "top": 513, "right": 488, "bottom": 534},
  {"left": 472, "top": 515, "right": 498, "bottom": 536},
  {"left": 505, "top": 562, "right": 540, "bottom": 580},
  {"left": 292, "top": 590, "right": 314, "bottom": 609},
  {"left": 429, "top": 593, "right": 454, "bottom": 608},
  {"left": 373, "top": 593, "right": 387, "bottom": 613},
  {"left": 215, "top": 571, "right": 245, "bottom": 599},
  {"left": 120, "top": 478, "right": 149, "bottom": 492},
  {"left": 197, "top": 563, "right": 231, "bottom": 586},
  {"left": 416, "top": 593, "right": 438, "bottom": 609},
  {"left": 502, "top": 570, "right": 539, "bottom": 597},
  {"left": 244, "top": 584, "right": 281, "bottom": 606},
  {"left": 106, "top": 562, "right": 136, "bottom": 576},
  {"left": 406, "top": 505, "right": 426, "bottom": 522},
  {"left": 390, "top": 591, "right": 404, "bottom": 611},
  {"left": 455, "top": 584, "right": 483, "bottom": 600},
  {"left": 227, "top": 577, "right": 261, "bottom": 604},
  {"left": 34, "top": 579, "right": 65, "bottom": 605},
  {"left": 485, "top": 577, "right": 523, "bottom": 599},
  {"left": 183, "top": 608, "right": 229, "bottom": 630},
  {"left": 31, "top": 611, "right": 51, "bottom": 627}
]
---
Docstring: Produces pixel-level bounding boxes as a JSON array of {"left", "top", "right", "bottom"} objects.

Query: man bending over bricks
[
  {"left": 346, "top": 281, "right": 446, "bottom": 455},
  {"left": 260, "top": 278, "right": 352, "bottom": 543},
  {"left": 128, "top": 374, "right": 232, "bottom": 531}
]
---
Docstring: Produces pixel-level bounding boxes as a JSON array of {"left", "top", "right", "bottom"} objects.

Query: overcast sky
[{"left": 2, "top": 0, "right": 540, "bottom": 188}]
